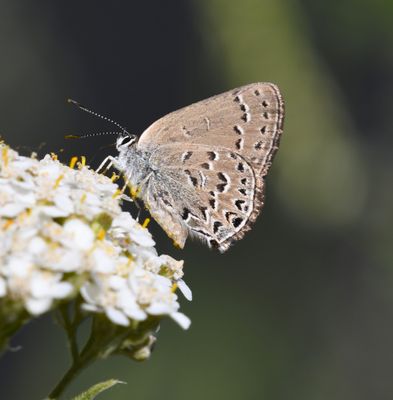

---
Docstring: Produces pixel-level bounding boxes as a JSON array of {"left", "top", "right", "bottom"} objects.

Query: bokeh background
[{"left": 1, "top": 1, "right": 393, "bottom": 399}]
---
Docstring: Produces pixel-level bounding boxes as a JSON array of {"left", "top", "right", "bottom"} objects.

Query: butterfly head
[{"left": 116, "top": 133, "right": 138, "bottom": 151}]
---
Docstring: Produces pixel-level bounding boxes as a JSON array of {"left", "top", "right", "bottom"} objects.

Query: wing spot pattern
[
  {"left": 235, "top": 199, "right": 246, "bottom": 211},
  {"left": 213, "top": 221, "right": 223, "bottom": 234},
  {"left": 254, "top": 141, "right": 263, "bottom": 150},
  {"left": 233, "top": 125, "right": 243, "bottom": 135},
  {"left": 235, "top": 138, "right": 243, "bottom": 150},
  {"left": 207, "top": 151, "right": 218, "bottom": 161},
  {"left": 181, "top": 151, "right": 193, "bottom": 162},
  {"left": 232, "top": 217, "right": 243, "bottom": 228}
]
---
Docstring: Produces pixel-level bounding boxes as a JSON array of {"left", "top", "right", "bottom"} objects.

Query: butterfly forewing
[{"left": 138, "top": 82, "right": 284, "bottom": 176}]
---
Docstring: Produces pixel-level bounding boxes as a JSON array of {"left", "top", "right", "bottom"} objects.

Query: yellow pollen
[
  {"left": 80, "top": 155, "right": 86, "bottom": 167},
  {"left": 53, "top": 174, "right": 64, "bottom": 189},
  {"left": 69, "top": 156, "right": 78, "bottom": 169},
  {"left": 130, "top": 186, "right": 140, "bottom": 199},
  {"left": 80, "top": 193, "right": 87, "bottom": 203},
  {"left": 142, "top": 218, "right": 150, "bottom": 228},
  {"left": 2, "top": 147, "right": 9, "bottom": 167},
  {"left": 112, "top": 189, "right": 122, "bottom": 198},
  {"left": 97, "top": 228, "right": 106, "bottom": 240},
  {"left": 3, "top": 219, "right": 14, "bottom": 229},
  {"left": 111, "top": 173, "right": 120, "bottom": 182},
  {"left": 50, "top": 152, "right": 58, "bottom": 161},
  {"left": 171, "top": 283, "right": 178, "bottom": 293}
]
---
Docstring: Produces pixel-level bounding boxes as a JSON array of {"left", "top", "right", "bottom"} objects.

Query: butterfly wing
[
  {"left": 144, "top": 145, "right": 257, "bottom": 252},
  {"left": 138, "top": 82, "right": 284, "bottom": 176},
  {"left": 137, "top": 83, "right": 284, "bottom": 251}
]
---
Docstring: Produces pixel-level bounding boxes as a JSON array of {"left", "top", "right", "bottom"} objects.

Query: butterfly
[{"left": 73, "top": 83, "right": 284, "bottom": 252}]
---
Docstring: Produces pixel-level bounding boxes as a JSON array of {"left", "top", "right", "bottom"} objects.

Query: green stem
[
  {"left": 47, "top": 356, "right": 91, "bottom": 399},
  {"left": 48, "top": 313, "right": 99, "bottom": 399},
  {"left": 59, "top": 305, "right": 79, "bottom": 362}
]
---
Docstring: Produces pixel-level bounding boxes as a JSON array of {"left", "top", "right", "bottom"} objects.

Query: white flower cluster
[{"left": 0, "top": 144, "right": 191, "bottom": 329}]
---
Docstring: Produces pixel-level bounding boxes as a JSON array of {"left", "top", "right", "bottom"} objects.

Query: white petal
[
  {"left": 81, "top": 303, "right": 100, "bottom": 312},
  {"left": 91, "top": 248, "right": 116, "bottom": 273},
  {"left": 30, "top": 275, "right": 53, "bottom": 297},
  {"left": 80, "top": 282, "right": 101, "bottom": 304},
  {"left": 0, "top": 203, "right": 26, "bottom": 217},
  {"left": 130, "top": 227, "right": 155, "bottom": 247},
  {"left": 124, "top": 306, "right": 147, "bottom": 321},
  {"left": 26, "top": 297, "right": 52, "bottom": 315},
  {"left": 146, "top": 303, "right": 175, "bottom": 315},
  {"left": 54, "top": 193, "right": 74, "bottom": 214},
  {"left": 40, "top": 205, "right": 70, "bottom": 217},
  {"left": 171, "top": 312, "right": 191, "bottom": 330},
  {"left": 51, "top": 281, "right": 73, "bottom": 298},
  {"left": 28, "top": 237, "right": 47, "bottom": 255},
  {"left": 106, "top": 307, "right": 129, "bottom": 326},
  {"left": 177, "top": 279, "right": 192, "bottom": 301},
  {"left": 63, "top": 219, "right": 94, "bottom": 251},
  {"left": 109, "top": 275, "right": 126, "bottom": 290},
  {"left": 111, "top": 212, "right": 136, "bottom": 230}
]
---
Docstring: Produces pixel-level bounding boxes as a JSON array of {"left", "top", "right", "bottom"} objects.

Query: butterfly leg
[{"left": 96, "top": 155, "right": 117, "bottom": 174}]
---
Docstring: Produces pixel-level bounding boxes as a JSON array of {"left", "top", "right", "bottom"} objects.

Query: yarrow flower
[{"left": 0, "top": 143, "right": 191, "bottom": 359}]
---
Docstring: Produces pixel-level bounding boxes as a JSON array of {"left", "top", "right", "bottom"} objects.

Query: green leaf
[{"left": 71, "top": 379, "right": 125, "bottom": 400}]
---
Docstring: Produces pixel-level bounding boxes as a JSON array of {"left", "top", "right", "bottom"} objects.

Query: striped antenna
[
  {"left": 67, "top": 99, "right": 130, "bottom": 135},
  {"left": 65, "top": 131, "right": 122, "bottom": 140}
]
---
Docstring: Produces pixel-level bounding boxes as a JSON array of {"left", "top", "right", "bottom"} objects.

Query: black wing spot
[
  {"left": 229, "top": 152, "right": 237, "bottom": 159},
  {"left": 263, "top": 112, "right": 269, "bottom": 119},
  {"left": 199, "top": 206, "right": 208, "bottom": 221},
  {"left": 209, "top": 198, "right": 216, "bottom": 209},
  {"left": 241, "top": 113, "right": 248, "bottom": 122},
  {"left": 217, "top": 183, "right": 227, "bottom": 192},
  {"left": 182, "top": 208, "right": 190, "bottom": 220},
  {"left": 184, "top": 169, "right": 191, "bottom": 176},
  {"left": 235, "top": 138, "right": 242, "bottom": 150},
  {"left": 209, "top": 239, "right": 219, "bottom": 248},
  {"left": 262, "top": 100, "right": 269, "bottom": 107},
  {"left": 240, "top": 104, "right": 247, "bottom": 112},
  {"left": 189, "top": 176, "right": 198, "bottom": 187},
  {"left": 234, "top": 95, "right": 241, "bottom": 103},
  {"left": 241, "top": 178, "right": 247, "bottom": 185},
  {"left": 217, "top": 172, "right": 228, "bottom": 182},
  {"left": 207, "top": 151, "right": 217, "bottom": 161},
  {"left": 232, "top": 217, "right": 243, "bottom": 228},
  {"left": 182, "top": 151, "right": 193, "bottom": 161},
  {"left": 254, "top": 89, "right": 260, "bottom": 96},
  {"left": 225, "top": 211, "right": 237, "bottom": 222},
  {"left": 254, "top": 141, "right": 263, "bottom": 150},
  {"left": 237, "top": 162, "right": 245, "bottom": 172},
  {"left": 260, "top": 126, "right": 266, "bottom": 134},
  {"left": 235, "top": 199, "right": 245, "bottom": 210},
  {"left": 233, "top": 125, "right": 242, "bottom": 135},
  {"left": 213, "top": 221, "right": 223, "bottom": 233},
  {"left": 238, "top": 188, "right": 247, "bottom": 196},
  {"left": 182, "top": 126, "right": 192, "bottom": 136},
  {"left": 201, "top": 162, "right": 210, "bottom": 170}
]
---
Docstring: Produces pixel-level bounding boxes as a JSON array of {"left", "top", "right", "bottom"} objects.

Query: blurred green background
[{"left": 1, "top": 1, "right": 393, "bottom": 399}]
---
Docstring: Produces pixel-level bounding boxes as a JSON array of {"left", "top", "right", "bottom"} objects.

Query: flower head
[{"left": 0, "top": 144, "right": 191, "bottom": 354}]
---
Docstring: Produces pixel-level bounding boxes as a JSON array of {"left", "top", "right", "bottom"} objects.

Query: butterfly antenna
[
  {"left": 65, "top": 131, "right": 122, "bottom": 140},
  {"left": 67, "top": 98, "right": 130, "bottom": 135}
]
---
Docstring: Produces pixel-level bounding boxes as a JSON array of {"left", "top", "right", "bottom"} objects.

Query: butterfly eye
[{"left": 117, "top": 135, "right": 136, "bottom": 149}]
